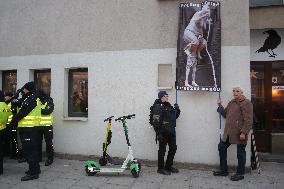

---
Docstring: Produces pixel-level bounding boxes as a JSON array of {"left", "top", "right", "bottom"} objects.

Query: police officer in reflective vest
[
  {"left": 0, "top": 90, "right": 11, "bottom": 175},
  {"left": 38, "top": 90, "right": 54, "bottom": 166},
  {"left": 4, "top": 92, "right": 19, "bottom": 159},
  {"left": 9, "top": 82, "right": 41, "bottom": 181}
]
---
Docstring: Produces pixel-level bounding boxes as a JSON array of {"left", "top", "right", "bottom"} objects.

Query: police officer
[
  {"left": 10, "top": 82, "right": 41, "bottom": 181},
  {"left": 0, "top": 90, "right": 11, "bottom": 175},
  {"left": 4, "top": 92, "right": 19, "bottom": 159},
  {"left": 151, "top": 91, "right": 180, "bottom": 175},
  {"left": 38, "top": 90, "right": 54, "bottom": 166}
]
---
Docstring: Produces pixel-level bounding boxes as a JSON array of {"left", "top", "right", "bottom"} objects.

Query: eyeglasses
[{"left": 233, "top": 90, "right": 240, "bottom": 93}]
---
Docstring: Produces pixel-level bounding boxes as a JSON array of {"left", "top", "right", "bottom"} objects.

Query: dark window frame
[
  {"left": 250, "top": 0, "right": 283, "bottom": 7},
  {"left": 34, "top": 69, "right": 51, "bottom": 96},
  {"left": 68, "top": 68, "right": 88, "bottom": 117},
  {"left": 2, "top": 70, "right": 17, "bottom": 93}
]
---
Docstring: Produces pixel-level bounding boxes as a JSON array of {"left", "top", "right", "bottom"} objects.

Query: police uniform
[
  {"left": 5, "top": 100, "right": 19, "bottom": 158},
  {"left": 9, "top": 82, "right": 41, "bottom": 181},
  {"left": 0, "top": 91, "right": 11, "bottom": 175},
  {"left": 38, "top": 100, "right": 54, "bottom": 166}
]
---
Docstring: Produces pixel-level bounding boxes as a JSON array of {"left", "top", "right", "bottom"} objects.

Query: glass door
[
  {"left": 251, "top": 62, "right": 272, "bottom": 152},
  {"left": 272, "top": 62, "right": 284, "bottom": 132}
]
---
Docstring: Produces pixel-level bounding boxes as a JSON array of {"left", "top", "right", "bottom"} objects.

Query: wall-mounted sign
[
  {"left": 251, "top": 29, "right": 283, "bottom": 61},
  {"left": 272, "top": 86, "right": 284, "bottom": 90}
]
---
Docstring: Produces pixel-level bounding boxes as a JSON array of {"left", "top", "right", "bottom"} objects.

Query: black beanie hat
[
  {"left": 158, "top": 91, "right": 168, "bottom": 99},
  {"left": 23, "top": 81, "right": 36, "bottom": 92}
]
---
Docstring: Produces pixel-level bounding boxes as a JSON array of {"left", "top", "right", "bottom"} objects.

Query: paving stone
[{"left": 1, "top": 158, "right": 284, "bottom": 189}]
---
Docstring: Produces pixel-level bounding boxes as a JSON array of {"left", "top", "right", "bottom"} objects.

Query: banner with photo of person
[{"left": 176, "top": 1, "right": 221, "bottom": 92}]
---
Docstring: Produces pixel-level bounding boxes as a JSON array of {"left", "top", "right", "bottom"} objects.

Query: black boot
[
  {"left": 157, "top": 169, "right": 171, "bottom": 175},
  {"left": 230, "top": 174, "right": 244, "bottom": 181},
  {"left": 165, "top": 167, "right": 179, "bottom": 173},
  {"left": 45, "top": 159, "right": 53, "bottom": 166},
  {"left": 213, "top": 170, "right": 229, "bottom": 176},
  {"left": 25, "top": 170, "right": 41, "bottom": 175},
  {"left": 21, "top": 174, "right": 39, "bottom": 181}
]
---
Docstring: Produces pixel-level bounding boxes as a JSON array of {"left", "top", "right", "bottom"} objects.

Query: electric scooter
[
  {"left": 99, "top": 115, "right": 115, "bottom": 166},
  {"left": 84, "top": 114, "right": 141, "bottom": 178}
]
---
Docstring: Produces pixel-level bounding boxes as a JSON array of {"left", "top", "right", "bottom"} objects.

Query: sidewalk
[{"left": 0, "top": 158, "right": 283, "bottom": 189}]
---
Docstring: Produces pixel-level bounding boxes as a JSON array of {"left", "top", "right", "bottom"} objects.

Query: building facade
[{"left": 0, "top": 0, "right": 251, "bottom": 166}]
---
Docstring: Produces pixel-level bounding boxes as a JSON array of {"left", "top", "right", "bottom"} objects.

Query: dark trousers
[
  {"left": 0, "top": 129, "right": 4, "bottom": 174},
  {"left": 19, "top": 127, "right": 40, "bottom": 175},
  {"left": 4, "top": 125, "right": 18, "bottom": 157},
  {"left": 38, "top": 126, "right": 54, "bottom": 161},
  {"left": 3, "top": 128, "right": 10, "bottom": 156},
  {"left": 158, "top": 133, "right": 177, "bottom": 170},
  {"left": 218, "top": 137, "right": 246, "bottom": 175}
]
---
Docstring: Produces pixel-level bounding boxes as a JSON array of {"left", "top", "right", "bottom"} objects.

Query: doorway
[{"left": 251, "top": 61, "right": 284, "bottom": 153}]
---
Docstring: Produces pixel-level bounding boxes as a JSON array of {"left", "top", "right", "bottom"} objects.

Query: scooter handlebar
[
  {"left": 104, "top": 116, "right": 114, "bottom": 122},
  {"left": 115, "top": 114, "right": 135, "bottom": 121}
]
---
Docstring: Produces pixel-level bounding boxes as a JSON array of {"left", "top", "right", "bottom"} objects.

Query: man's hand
[
  {"left": 240, "top": 133, "right": 246, "bottom": 141},
  {"left": 174, "top": 103, "right": 179, "bottom": 109},
  {"left": 217, "top": 99, "right": 222, "bottom": 105}
]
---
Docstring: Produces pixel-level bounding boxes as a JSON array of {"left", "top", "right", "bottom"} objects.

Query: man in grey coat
[{"left": 213, "top": 87, "right": 253, "bottom": 181}]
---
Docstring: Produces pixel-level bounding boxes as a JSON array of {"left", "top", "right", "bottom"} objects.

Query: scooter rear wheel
[
  {"left": 85, "top": 166, "right": 97, "bottom": 176},
  {"left": 131, "top": 169, "right": 139, "bottom": 178}
]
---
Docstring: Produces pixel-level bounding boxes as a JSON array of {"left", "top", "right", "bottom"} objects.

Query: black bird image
[{"left": 256, "top": 29, "right": 281, "bottom": 58}]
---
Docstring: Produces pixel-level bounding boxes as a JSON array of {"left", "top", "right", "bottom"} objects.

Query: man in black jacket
[
  {"left": 151, "top": 91, "right": 180, "bottom": 175},
  {"left": 10, "top": 82, "right": 41, "bottom": 181}
]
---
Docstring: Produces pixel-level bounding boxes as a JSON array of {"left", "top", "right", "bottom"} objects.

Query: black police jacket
[{"left": 152, "top": 99, "right": 180, "bottom": 134}]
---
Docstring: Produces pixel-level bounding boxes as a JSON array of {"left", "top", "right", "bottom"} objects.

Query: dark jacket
[
  {"left": 218, "top": 96, "right": 253, "bottom": 144},
  {"left": 152, "top": 99, "right": 180, "bottom": 135},
  {"left": 9, "top": 91, "right": 38, "bottom": 127}
]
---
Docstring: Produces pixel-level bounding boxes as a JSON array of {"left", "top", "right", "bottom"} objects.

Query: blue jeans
[{"left": 218, "top": 137, "right": 246, "bottom": 175}]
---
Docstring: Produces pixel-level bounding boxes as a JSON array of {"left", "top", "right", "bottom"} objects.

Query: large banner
[{"left": 176, "top": 1, "right": 221, "bottom": 92}]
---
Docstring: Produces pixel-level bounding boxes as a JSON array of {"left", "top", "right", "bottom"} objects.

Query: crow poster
[{"left": 176, "top": 1, "right": 221, "bottom": 92}]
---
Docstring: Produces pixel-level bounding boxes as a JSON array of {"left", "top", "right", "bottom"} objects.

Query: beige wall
[
  {"left": 0, "top": 0, "right": 251, "bottom": 165},
  {"left": 0, "top": 0, "right": 249, "bottom": 57},
  {"left": 250, "top": 6, "right": 284, "bottom": 29}
]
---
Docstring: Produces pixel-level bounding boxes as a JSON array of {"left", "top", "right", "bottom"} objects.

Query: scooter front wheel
[{"left": 130, "top": 160, "right": 141, "bottom": 178}]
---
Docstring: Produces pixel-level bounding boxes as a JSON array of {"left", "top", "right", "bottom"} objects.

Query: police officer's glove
[{"left": 174, "top": 103, "right": 179, "bottom": 109}]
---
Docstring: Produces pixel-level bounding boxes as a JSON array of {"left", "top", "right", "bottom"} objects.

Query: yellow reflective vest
[
  {"left": 7, "top": 102, "right": 13, "bottom": 124},
  {"left": 40, "top": 102, "right": 53, "bottom": 126},
  {"left": 18, "top": 98, "right": 41, "bottom": 127},
  {"left": 0, "top": 102, "right": 11, "bottom": 131}
]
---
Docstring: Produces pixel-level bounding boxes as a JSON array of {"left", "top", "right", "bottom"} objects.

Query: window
[
  {"left": 34, "top": 69, "right": 51, "bottom": 96},
  {"left": 2, "top": 70, "right": 17, "bottom": 94},
  {"left": 68, "top": 68, "right": 88, "bottom": 117},
  {"left": 158, "top": 64, "right": 173, "bottom": 89}
]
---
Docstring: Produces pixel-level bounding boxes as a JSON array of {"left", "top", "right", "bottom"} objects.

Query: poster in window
[{"left": 176, "top": 1, "right": 221, "bottom": 92}]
